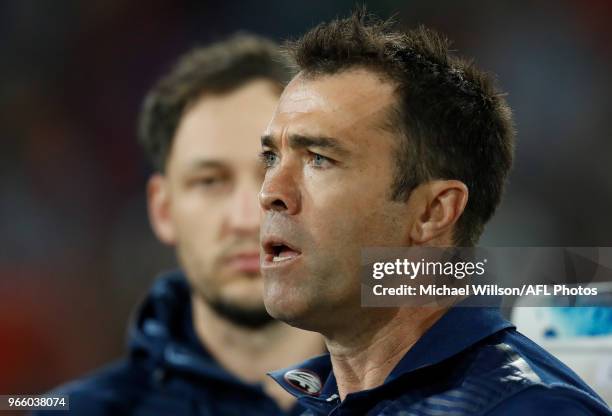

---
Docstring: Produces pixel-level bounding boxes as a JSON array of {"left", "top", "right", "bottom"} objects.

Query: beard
[
  {"left": 206, "top": 297, "right": 275, "bottom": 329},
  {"left": 177, "top": 236, "right": 274, "bottom": 329}
]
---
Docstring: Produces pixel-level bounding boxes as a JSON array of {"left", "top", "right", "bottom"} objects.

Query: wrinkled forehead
[{"left": 268, "top": 69, "right": 397, "bottom": 136}]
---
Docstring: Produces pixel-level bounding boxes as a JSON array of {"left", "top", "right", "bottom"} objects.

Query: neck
[
  {"left": 325, "top": 306, "right": 448, "bottom": 401},
  {"left": 192, "top": 295, "right": 324, "bottom": 410}
]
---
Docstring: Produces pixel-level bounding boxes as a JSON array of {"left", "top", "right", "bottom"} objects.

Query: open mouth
[
  {"left": 262, "top": 238, "right": 302, "bottom": 264},
  {"left": 270, "top": 244, "right": 300, "bottom": 262}
]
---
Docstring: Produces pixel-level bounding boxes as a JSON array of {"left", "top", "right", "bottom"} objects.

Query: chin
[
  {"left": 263, "top": 289, "right": 321, "bottom": 331},
  {"left": 265, "top": 307, "right": 312, "bottom": 330},
  {"left": 221, "top": 275, "right": 263, "bottom": 296},
  {"left": 220, "top": 289, "right": 265, "bottom": 311}
]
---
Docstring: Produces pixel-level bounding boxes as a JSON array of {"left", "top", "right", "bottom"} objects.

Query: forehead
[
  {"left": 267, "top": 69, "right": 397, "bottom": 140},
  {"left": 168, "top": 79, "right": 279, "bottom": 171}
]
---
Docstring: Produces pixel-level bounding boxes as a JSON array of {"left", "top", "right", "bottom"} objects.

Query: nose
[
  {"left": 228, "top": 181, "right": 260, "bottom": 233},
  {"left": 259, "top": 164, "right": 300, "bottom": 215}
]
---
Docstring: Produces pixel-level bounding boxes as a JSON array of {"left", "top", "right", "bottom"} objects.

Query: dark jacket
[
  {"left": 271, "top": 302, "right": 612, "bottom": 415},
  {"left": 34, "top": 271, "right": 302, "bottom": 416}
]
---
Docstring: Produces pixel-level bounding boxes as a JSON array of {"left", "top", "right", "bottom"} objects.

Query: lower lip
[
  {"left": 227, "top": 255, "right": 261, "bottom": 274},
  {"left": 261, "top": 253, "right": 302, "bottom": 270}
]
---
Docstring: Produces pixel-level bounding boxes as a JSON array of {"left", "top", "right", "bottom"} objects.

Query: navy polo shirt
[{"left": 270, "top": 304, "right": 611, "bottom": 415}]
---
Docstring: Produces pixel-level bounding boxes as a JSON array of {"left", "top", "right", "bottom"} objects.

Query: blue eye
[
  {"left": 259, "top": 150, "right": 278, "bottom": 169},
  {"left": 311, "top": 153, "right": 331, "bottom": 168}
]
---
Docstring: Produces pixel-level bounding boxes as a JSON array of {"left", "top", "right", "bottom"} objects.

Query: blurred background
[{"left": 1, "top": 0, "right": 611, "bottom": 401}]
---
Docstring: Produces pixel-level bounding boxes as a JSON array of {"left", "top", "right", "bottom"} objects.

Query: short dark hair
[
  {"left": 138, "top": 33, "right": 292, "bottom": 172},
  {"left": 285, "top": 10, "right": 515, "bottom": 246}
]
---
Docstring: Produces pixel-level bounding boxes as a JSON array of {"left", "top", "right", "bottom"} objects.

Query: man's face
[
  {"left": 259, "top": 69, "right": 412, "bottom": 331},
  {"left": 155, "top": 80, "right": 279, "bottom": 322}
]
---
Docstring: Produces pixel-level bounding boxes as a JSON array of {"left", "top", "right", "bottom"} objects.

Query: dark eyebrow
[
  {"left": 261, "top": 134, "right": 349, "bottom": 156},
  {"left": 261, "top": 134, "right": 276, "bottom": 149},
  {"left": 186, "top": 159, "right": 227, "bottom": 172}
]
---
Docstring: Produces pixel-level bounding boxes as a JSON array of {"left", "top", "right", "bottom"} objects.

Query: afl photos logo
[{"left": 283, "top": 369, "right": 322, "bottom": 396}]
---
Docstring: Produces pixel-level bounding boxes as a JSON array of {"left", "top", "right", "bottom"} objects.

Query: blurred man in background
[
  {"left": 259, "top": 11, "right": 611, "bottom": 415},
  {"left": 36, "top": 34, "right": 322, "bottom": 415}
]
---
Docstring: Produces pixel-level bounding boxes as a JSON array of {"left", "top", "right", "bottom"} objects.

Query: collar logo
[{"left": 283, "top": 369, "right": 322, "bottom": 396}]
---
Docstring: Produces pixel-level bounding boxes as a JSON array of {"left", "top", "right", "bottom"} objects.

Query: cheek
[
  {"left": 306, "top": 185, "right": 385, "bottom": 241},
  {"left": 176, "top": 213, "right": 214, "bottom": 244},
  {"left": 173, "top": 194, "right": 224, "bottom": 234},
  {"left": 170, "top": 207, "right": 225, "bottom": 268},
  {"left": 307, "top": 199, "right": 405, "bottom": 262}
]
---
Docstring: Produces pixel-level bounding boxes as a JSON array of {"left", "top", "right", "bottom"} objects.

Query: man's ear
[
  {"left": 147, "top": 173, "right": 176, "bottom": 246},
  {"left": 409, "top": 180, "right": 468, "bottom": 245}
]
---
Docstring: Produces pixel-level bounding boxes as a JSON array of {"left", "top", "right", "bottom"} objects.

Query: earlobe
[
  {"left": 409, "top": 180, "right": 468, "bottom": 245},
  {"left": 147, "top": 173, "right": 176, "bottom": 245}
]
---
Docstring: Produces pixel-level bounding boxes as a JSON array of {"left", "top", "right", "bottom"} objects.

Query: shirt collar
[{"left": 269, "top": 299, "right": 514, "bottom": 403}]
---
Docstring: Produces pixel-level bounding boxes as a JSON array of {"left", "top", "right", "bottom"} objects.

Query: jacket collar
[{"left": 128, "top": 270, "right": 258, "bottom": 389}]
